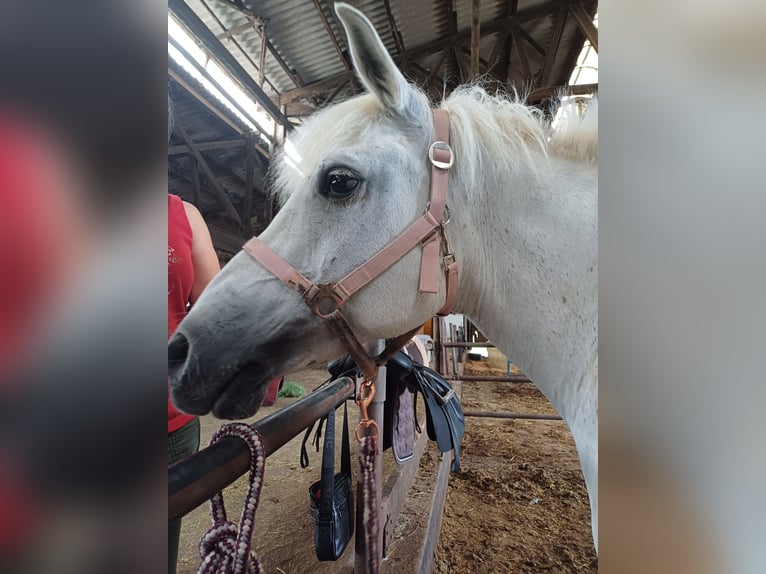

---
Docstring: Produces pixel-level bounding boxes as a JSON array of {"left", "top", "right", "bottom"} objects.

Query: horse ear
[{"left": 335, "top": 3, "right": 411, "bottom": 114}]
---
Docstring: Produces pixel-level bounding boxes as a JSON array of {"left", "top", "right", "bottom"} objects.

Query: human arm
[{"left": 182, "top": 201, "right": 220, "bottom": 304}]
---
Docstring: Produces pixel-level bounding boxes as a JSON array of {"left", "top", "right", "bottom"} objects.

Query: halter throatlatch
[{"left": 243, "top": 109, "right": 459, "bottom": 438}]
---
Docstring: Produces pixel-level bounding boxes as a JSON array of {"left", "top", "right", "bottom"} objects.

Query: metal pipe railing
[
  {"left": 169, "top": 376, "right": 355, "bottom": 521},
  {"left": 463, "top": 410, "right": 562, "bottom": 421},
  {"left": 453, "top": 374, "right": 531, "bottom": 383}
]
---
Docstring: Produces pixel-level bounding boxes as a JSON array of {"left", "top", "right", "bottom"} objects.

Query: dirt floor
[
  {"left": 175, "top": 349, "right": 597, "bottom": 573},
  {"left": 435, "top": 349, "right": 597, "bottom": 573}
]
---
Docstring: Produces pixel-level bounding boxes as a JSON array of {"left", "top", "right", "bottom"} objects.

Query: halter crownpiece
[{"left": 243, "top": 109, "right": 459, "bottom": 388}]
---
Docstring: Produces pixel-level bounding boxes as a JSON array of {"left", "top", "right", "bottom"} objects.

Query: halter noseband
[{"left": 243, "top": 109, "right": 458, "bottom": 381}]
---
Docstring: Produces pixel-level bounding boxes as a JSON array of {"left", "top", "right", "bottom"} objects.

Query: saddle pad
[{"left": 391, "top": 383, "right": 415, "bottom": 463}]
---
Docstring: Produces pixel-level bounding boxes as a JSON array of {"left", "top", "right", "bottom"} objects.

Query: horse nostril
[{"left": 168, "top": 331, "right": 191, "bottom": 382}]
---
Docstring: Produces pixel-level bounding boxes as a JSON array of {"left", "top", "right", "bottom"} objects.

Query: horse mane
[
  {"left": 548, "top": 96, "right": 598, "bottom": 168},
  {"left": 442, "top": 84, "right": 598, "bottom": 188}
]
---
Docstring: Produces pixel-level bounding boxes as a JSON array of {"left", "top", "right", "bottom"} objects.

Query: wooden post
[
  {"left": 540, "top": 3, "right": 568, "bottom": 86},
  {"left": 568, "top": 0, "right": 598, "bottom": 53},
  {"left": 511, "top": 25, "right": 532, "bottom": 79},
  {"left": 243, "top": 132, "right": 255, "bottom": 236},
  {"left": 471, "top": 0, "right": 481, "bottom": 78},
  {"left": 258, "top": 23, "right": 267, "bottom": 87}
]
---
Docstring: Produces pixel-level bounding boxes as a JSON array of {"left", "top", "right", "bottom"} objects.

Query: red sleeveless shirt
[{"left": 168, "top": 194, "right": 196, "bottom": 432}]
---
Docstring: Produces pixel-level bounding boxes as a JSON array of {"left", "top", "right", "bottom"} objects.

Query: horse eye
[{"left": 323, "top": 168, "right": 361, "bottom": 200}]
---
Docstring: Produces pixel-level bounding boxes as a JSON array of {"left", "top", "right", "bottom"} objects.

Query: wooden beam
[
  {"left": 568, "top": 0, "right": 598, "bottom": 53},
  {"left": 215, "top": 19, "right": 259, "bottom": 40},
  {"left": 409, "top": 61, "right": 446, "bottom": 98},
  {"left": 382, "top": 0, "right": 408, "bottom": 74},
  {"left": 488, "top": 30, "right": 511, "bottom": 74},
  {"left": 169, "top": 138, "right": 246, "bottom": 155},
  {"left": 169, "top": 138, "right": 271, "bottom": 162},
  {"left": 320, "top": 78, "right": 351, "bottom": 108},
  {"left": 528, "top": 82, "right": 597, "bottom": 102},
  {"left": 168, "top": 0, "right": 292, "bottom": 131},
  {"left": 425, "top": 47, "right": 448, "bottom": 92},
  {"left": 213, "top": 1, "right": 311, "bottom": 95},
  {"left": 511, "top": 25, "right": 532, "bottom": 79},
  {"left": 540, "top": 3, "right": 568, "bottom": 86},
  {"left": 168, "top": 161, "right": 229, "bottom": 214},
  {"left": 258, "top": 23, "right": 267, "bottom": 87},
  {"left": 405, "top": 0, "right": 561, "bottom": 62},
  {"left": 198, "top": 3, "right": 281, "bottom": 95},
  {"left": 243, "top": 132, "right": 255, "bottom": 236},
  {"left": 554, "top": 16, "right": 587, "bottom": 87},
  {"left": 454, "top": 44, "right": 469, "bottom": 83},
  {"left": 279, "top": 71, "right": 356, "bottom": 105},
  {"left": 489, "top": 0, "right": 516, "bottom": 82},
  {"left": 457, "top": 45, "right": 490, "bottom": 69},
  {"left": 169, "top": 66, "right": 244, "bottom": 136},
  {"left": 310, "top": 0, "right": 352, "bottom": 71},
  {"left": 517, "top": 25, "right": 546, "bottom": 57},
  {"left": 190, "top": 157, "right": 202, "bottom": 206},
  {"left": 173, "top": 119, "right": 243, "bottom": 228},
  {"left": 471, "top": 0, "right": 481, "bottom": 77}
]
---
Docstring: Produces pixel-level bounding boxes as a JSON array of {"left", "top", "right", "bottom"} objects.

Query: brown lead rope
[
  {"left": 197, "top": 424, "right": 266, "bottom": 574},
  {"left": 359, "top": 435, "right": 380, "bottom": 574}
]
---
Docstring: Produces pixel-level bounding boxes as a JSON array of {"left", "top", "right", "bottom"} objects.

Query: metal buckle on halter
[{"left": 428, "top": 141, "right": 454, "bottom": 169}]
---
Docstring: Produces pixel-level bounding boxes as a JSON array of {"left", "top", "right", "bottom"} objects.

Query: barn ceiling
[{"left": 168, "top": 0, "right": 597, "bottom": 258}]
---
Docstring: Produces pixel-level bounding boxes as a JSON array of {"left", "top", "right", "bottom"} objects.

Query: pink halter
[{"left": 243, "top": 109, "right": 458, "bottom": 381}]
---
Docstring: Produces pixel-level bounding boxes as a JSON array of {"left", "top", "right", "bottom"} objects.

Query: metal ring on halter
[
  {"left": 308, "top": 283, "right": 346, "bottom": 319},
  {"left": 424, "top": 202, "right": 451, "bottom": 225},
  {"left": 428, "top": 141, "right": 454, "bottom": 169}
]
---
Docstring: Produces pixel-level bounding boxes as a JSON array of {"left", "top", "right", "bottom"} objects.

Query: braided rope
[
  {"left": 359, "top": 435, "right": 379, "bottom": 574},
  {"left": 197, "top": 423, "right": 266, "bottom": 574}
]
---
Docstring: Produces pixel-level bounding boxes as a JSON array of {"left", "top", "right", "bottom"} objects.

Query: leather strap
[
  {"left": 376, "top": 326, "right": 424, "bottom": 367},
  {"left": 325, "top": 310, "right": 379, "bottom": 381},
  {"left": 340, "top": 401, "right": 350, "bottom": 476},
  {"left": 437, "top": 260, "right": 459, "bottom": 316},
  {"left": 243, "top": 238, "right": 314, "bottom": 300},
  {"left": 318, "top": 404, "right": 335, "bottom": 520}
]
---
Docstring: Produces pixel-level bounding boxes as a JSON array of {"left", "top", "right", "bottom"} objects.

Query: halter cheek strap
[{"left": 243, "top": 109, "right": 458, "bottom": 381}]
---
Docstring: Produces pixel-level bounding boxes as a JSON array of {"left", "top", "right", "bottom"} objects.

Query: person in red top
[{"left": 168, "top": 193, "right": 220, "bottom": 574}]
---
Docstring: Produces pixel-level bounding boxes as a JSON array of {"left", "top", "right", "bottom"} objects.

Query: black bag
[{"left": 308, "top": 401, "right": 354, "bottom": 561}]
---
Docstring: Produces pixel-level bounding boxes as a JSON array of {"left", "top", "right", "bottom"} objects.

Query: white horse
[{"left": 169, "top": 3, "right": 598, "bottom": 551}]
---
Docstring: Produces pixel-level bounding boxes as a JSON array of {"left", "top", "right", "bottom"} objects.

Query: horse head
[{"left": 168, "top": 4, "right": 454, "bottom": 419}]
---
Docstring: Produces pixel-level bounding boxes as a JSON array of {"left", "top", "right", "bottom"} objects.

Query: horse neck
[{"left": 451, "top": 155, "right": 597, "bottom": 423}]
